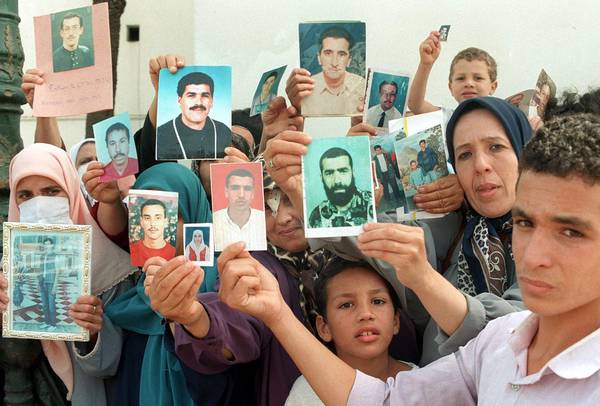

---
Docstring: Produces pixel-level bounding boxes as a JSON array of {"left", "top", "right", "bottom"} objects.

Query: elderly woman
[{"left": 0, "top": 143, "right": 137, "bottom": 405}]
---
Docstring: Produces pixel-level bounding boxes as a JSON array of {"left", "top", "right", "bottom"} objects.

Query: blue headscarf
[
  {"left": 445, "top": 97, "right": 532, "bottom": 295},
  {"left": 106, "top": 163, "right": 215, "bottom": 406}
]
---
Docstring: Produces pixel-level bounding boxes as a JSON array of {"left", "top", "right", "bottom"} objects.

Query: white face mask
[{"left": 19, "top": 196, "right": 73, "bottom": 225}]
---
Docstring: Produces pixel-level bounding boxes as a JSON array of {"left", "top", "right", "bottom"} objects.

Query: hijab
[
  {"left": 8, "top": 143, "right": 137, "bottom": 399},
  {"left": 105, "top": 163, "right": 214, "bottom": 406},
  {"left": 445, "top": 97, "right": 532, "bottom": 296},
  {"left": 186, "top": 230, "right": 207, "bottom": 259}
]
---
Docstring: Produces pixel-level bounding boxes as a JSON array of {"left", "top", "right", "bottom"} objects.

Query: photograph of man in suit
[
  {"left": 372, "top": 145, "right": 403, "bottom": 203},
  {"left": 38, "top": 237, "right": 58, "bottom": 326}
]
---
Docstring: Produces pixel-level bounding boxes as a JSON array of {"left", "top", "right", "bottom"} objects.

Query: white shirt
[
  {"left": 366, "top": 104, "right": 402, "bottom": 128},
  {"left": 375, "top": 154, "right": 388, "bottom": 172},
  {"left": 302, "top": 71, "right": 366, "bottom": 116},
  {"left": 348, "top": 311, "right": 600, "bottom": 405},
  {"left": 213, "top": 207, "right": 267, "bottom": 251}
]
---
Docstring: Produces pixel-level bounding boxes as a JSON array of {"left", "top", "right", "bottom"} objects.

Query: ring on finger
[
  {"left": 92, "top": 305, "right": 97, "bottom": 314},
  {"left": 268, "top": 159, "right": 276, "bottom": 169}
]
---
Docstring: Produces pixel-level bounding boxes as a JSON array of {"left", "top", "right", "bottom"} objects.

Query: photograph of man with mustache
[
  {"left": 308, "top": 147, "right": 373, "bottom": 228},
  {"left": 130, "top": 198, "right": 176, "bottom": 266},
  {"left": 52, "top": 10, "right": 94, "bottom": 72},
  {"left": 157, "top": 71, "right": 232, "bottom": 160},
  {"left": 101, "top": 121, "right": 138, "bottom": 182}
]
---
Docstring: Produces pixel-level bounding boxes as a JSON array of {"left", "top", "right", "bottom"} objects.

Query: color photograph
[
  {"left": 394, "top": 124, "right": 449, "bottom": 219},
  {"left": 250, "top": 65, "right": 287, "bottom": 116},
  {"left": 183, "top": 223, "right": 214, "bottom": 267},
  {"left": 364, "top": 69, "right": 410, "bottom": 129},
  {"left": 51, "top": 6, "right": 95, "bottom": 73},
  {"left": 210, "top": 161, "right": 266, "bottom": 251},
  {"left": 302, "top": 136, "right": 375, "bottom": 238},
  {"left": 2, "top": 223, "right": 91, "bottom": 342},
  {"left": 299, "top": 21, "right": 366, "bottom": 116},
  {"left": 128, "top": 190, "right": 179, "bottom": 267},
  {"left": 93, "top": 112, "right": 139, "bottom": 182},
  {"left": 156, "top": 66, "right": 232, "bottom": 160},
  {"left": 370, "top": 133, "right": 405, "bottom": 213}
]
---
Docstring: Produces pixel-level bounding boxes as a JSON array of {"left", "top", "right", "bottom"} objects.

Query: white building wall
[{"left": 16, "top": 0, "right": 600, "bottom": 146}]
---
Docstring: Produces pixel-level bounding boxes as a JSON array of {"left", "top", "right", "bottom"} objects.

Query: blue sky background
[
  {"left": 92, "top": 112, "right": 137, "bottom": 164},
  {"left": 157, "top": 65, "right": 232, "bottom": 128},
  {"left": 303, "top": 136, "right": 373, "bottom": 214}
]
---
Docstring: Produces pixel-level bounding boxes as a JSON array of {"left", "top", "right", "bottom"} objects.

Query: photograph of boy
[
  {"left": 299, "top": 22, "right": 366, "bottom": 116},
  {"left": 285, "top": 260, "right": 415, "bottom": 405},
  {"left": 129, "top": 195, "right": 177, "bottom": 266},
  {"left": 211, "top": 162, "right": 267, "bottom": 251},
  {"left": 93, "top": 113, "right": 139, "bottom": 182},
  {"left": 371, "top": 135, "right": 404, "bottom": 212},
  {"left": 183, "top": 224, "right": 213, "bottom": 266},
  {"left": 250, "top": 65, "right": 286, "bottom": 116},
  {"left": 51, "top": 7, "right": 94, "bottom": 72},
  {"left": 157, "top": 67, "right": 232, "bottom": 160},
  {"left": 365, "top": 71, "right": 410, "bottom": 128},
  {"left": 304, "top": 137, "right": 375, "bottom": 237},
  {"left": 394, "top": 125, "right": 449, "bottom": 212}
]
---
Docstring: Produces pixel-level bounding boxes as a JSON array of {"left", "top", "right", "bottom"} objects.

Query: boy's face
[
  {"left": 316, "top": 267, "right": 399, "bottom": 364},
  {"left": 512, "top": 171, "right": 600, "bottom": 318},
  {"left": 448, "top": 59, "right": 497, "bottom": 103}
]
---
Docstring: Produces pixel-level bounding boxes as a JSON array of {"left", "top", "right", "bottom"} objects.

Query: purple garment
[{"left": 175, "top": 251, "right": 303, "bottom": 406}]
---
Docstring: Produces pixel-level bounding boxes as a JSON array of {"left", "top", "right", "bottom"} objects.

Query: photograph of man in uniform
[
  {"left": 212, "top": 167, "right": 266, "bottom": 251},
  {"left": 366, "top": 81, "right": 403, "bottom": 128},
  {"left": 101, "top": 122, "right": 138, "bottom": 182},
  {"left": 38, "top": 237, "right": 58, "bottom": 327},
  {"left": 309, "top": 147, "right": 373, "bottom": 228},
  {"left": 157, "top": 71, "right": 231, "bottom": 160},
  {"left": 130, "top": 199, "right": 176, "bottom": 266},
  {"left": 52, "top": 11, "right": 94, "bottom": 73},
  {"left": 301, "top": 24, "right": 366, "bottom": 116},
  {"left": 372, "top": 145, "right": 403, "bottom": 204}
]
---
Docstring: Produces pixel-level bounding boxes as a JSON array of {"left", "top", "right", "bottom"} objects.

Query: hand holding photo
[
  {"left": 364, "top": 69, "right": 410, "bottom": 128},
  {"left": 299, "top": 21, "right": 366, "bottom": 117},
  {"left": 33, "top": 4, "right": 113, "bottom": 117},
  {"left": 250, "top": 65, "right": 287, "bottom": 116},
  {"left": 156, "top": 66, "right": 232, "bottom": 160},
  {"left": 183, "top": 224, "right": 214, "bottom": 266},
  {"left": 210, "top": 162, "right": 267, "bottom": 251},
  {"left": 394, "top": 124, "right": 449, "bottom": 220},
  {"left": 438, "top": 25, "right": 451, "bottom": 41},
  {"left": 2, "top": 223, "right": 91, "bottom": 342},
  {"left": 302, "top": 136, "right": 376, "bottom": 238},
  {"left": 93, "top": 112, "right": 139, "bottom": 182},
  {"left": 128, "top": 190, "right": 179, "bottom": 267}
]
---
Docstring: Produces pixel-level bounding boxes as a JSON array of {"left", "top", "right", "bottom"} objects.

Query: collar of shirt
[
  {"left": 224, "top": 208, "right": 253, "bottom": 230},
  {"left": 509, "top": 312, "right": 600, "bottom": 385},
  {"left": 313, "top": 72, "right": 355, "bottom": 96}
]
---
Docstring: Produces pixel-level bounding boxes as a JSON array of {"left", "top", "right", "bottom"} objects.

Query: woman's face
[
  {"left": 265, "top": 190, "right": 308, "bottom": 252},
  {"left": 453, "top": 109, "right": 519, "bottom": 218},
  {"left": 15, "top": 175, "right": 68, "bottom": 206}
]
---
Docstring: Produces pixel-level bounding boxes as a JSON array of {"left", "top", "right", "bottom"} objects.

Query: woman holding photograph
[
  {"left": 0, "top": 143, "right": 137, "bottom": 406},
  {"left": 263, "top": 96, "right": 533, "bottom": 365}
]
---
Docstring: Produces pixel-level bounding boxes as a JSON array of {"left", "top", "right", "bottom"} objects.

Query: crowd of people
[{"left": 0, "top": 25, "right": 599, "bottom": 406}]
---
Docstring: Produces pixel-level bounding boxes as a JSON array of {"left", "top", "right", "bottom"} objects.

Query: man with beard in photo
[
  {"left": 157, "top": 71, "right": 231, "bottom": 160},
  {"left": 309, "top": 147, "right": 373, "bottom": 228}
]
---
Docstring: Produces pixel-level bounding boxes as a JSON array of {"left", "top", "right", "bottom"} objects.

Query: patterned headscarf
[{"left": 446, "top": 97, "right": 532, "bottom": 295}]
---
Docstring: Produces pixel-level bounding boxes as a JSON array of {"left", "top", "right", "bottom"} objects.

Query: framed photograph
[
  {"left": 250, "top": 65, "right": 287, "bottom": 116},
  {"left": 299, "top": 21, "right": 366, "bottom": 117},
  {"left": 156, "top": 66, "right": 232, "bottom": 160},
  {"left": 302, "top": 136, "right": 376, "bottom": 238},
  {"left": 93, "top": 112, "right": 139, "bottom": 182},
  {"left": 394, "top": 124, "right": 449, "bottom": 220},
  {"left": 2, "top": 222, "right": 91, "bottom": 342},
  {"left": 128, "top": 190, "right": 179, "bottom": 267},
  {"left": 370, "top": 133, "right": 405, "bottom": 213},
  {"left": 33, "top": 3, "right": 113, "bottom": 117},
  {"left": 183, "top": 224, "right": 214, "bottom": 267},
  {"left": 210, "top": 162, "right": 267, "bottom": 252},
  {"left": 364, "top": 69, "right": 410, "bottom": 129}
]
